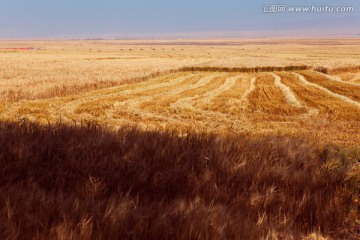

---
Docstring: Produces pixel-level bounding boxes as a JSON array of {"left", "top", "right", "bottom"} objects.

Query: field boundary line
[{"left": 180, "top": 65, "right": 310, "bottom": 73}]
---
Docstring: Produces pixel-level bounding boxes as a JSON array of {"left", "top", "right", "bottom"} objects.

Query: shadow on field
[{"left": 0, "top": 122, "right": 358, "bottom": 239}]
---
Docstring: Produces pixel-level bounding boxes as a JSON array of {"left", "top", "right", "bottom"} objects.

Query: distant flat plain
[{"left": 0, "top": 38, "right": 359, "bottom": 145}]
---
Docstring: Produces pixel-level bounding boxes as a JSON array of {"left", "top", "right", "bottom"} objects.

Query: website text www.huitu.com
[{"left": 262, "top": 5, "right": 354, "bottom": 13}]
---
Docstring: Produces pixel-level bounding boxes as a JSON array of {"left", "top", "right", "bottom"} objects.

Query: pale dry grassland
[
  {"left": 1, "top": 38, "right": 360, "bottom": 101},
  {"left": 1, "top": 39, "right": 360, "bottom": 146}
]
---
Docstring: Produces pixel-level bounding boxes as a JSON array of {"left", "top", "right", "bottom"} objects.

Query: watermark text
[{"left": 262, "top": 5, "right": 354, "bottom": 13}]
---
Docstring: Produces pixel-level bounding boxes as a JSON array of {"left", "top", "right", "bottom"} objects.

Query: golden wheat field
[
  {"left": 2, "top": 69, "right": 360, "bottom": 145},
  {"left": 1, "top": 39, "right": 360, "bottom": 145},
  {"left": 0, "top": 39, "right": 359, "bottom": 239}
]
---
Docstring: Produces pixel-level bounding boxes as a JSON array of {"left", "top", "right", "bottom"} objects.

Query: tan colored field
[
  {"left": 1, "top": 39, "right": 360, "bottom": 239},
  {"left": 1, "top": 39, "right": 360, "bottom": 146},
  {"left": 1, "top": 38, "right": 360, "bottom": 101},
  {"left": 1, "top": 71, "right": 359, "bottom": 146}
]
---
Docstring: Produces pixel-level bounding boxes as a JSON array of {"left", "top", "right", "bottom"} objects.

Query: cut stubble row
[{"left": 0, "top": 70, "right": 359, "bottom": 144}]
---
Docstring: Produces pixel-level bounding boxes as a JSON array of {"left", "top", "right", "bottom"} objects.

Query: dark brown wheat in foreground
[{"left": 0, "top": 122, "right": 358, "bottom": 239}]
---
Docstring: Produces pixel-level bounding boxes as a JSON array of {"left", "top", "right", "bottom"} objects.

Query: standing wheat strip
[
  {"left": 271, "top": 73, "right": 302, "bottom": 107},
  {"left": 293, "top": 73, "right": 360, "bottom": 108},
  {"left": 317, "top": 72, "right": 360, "bottom": 87}
]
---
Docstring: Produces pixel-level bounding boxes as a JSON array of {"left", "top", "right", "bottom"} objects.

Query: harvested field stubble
[{"left": 1, "top": 70, "right": 360, "bottom": 146}]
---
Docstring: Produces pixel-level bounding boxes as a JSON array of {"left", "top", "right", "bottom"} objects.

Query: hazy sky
[{"left": 0, "top": 0, "right": 359, "bottom": 38}]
